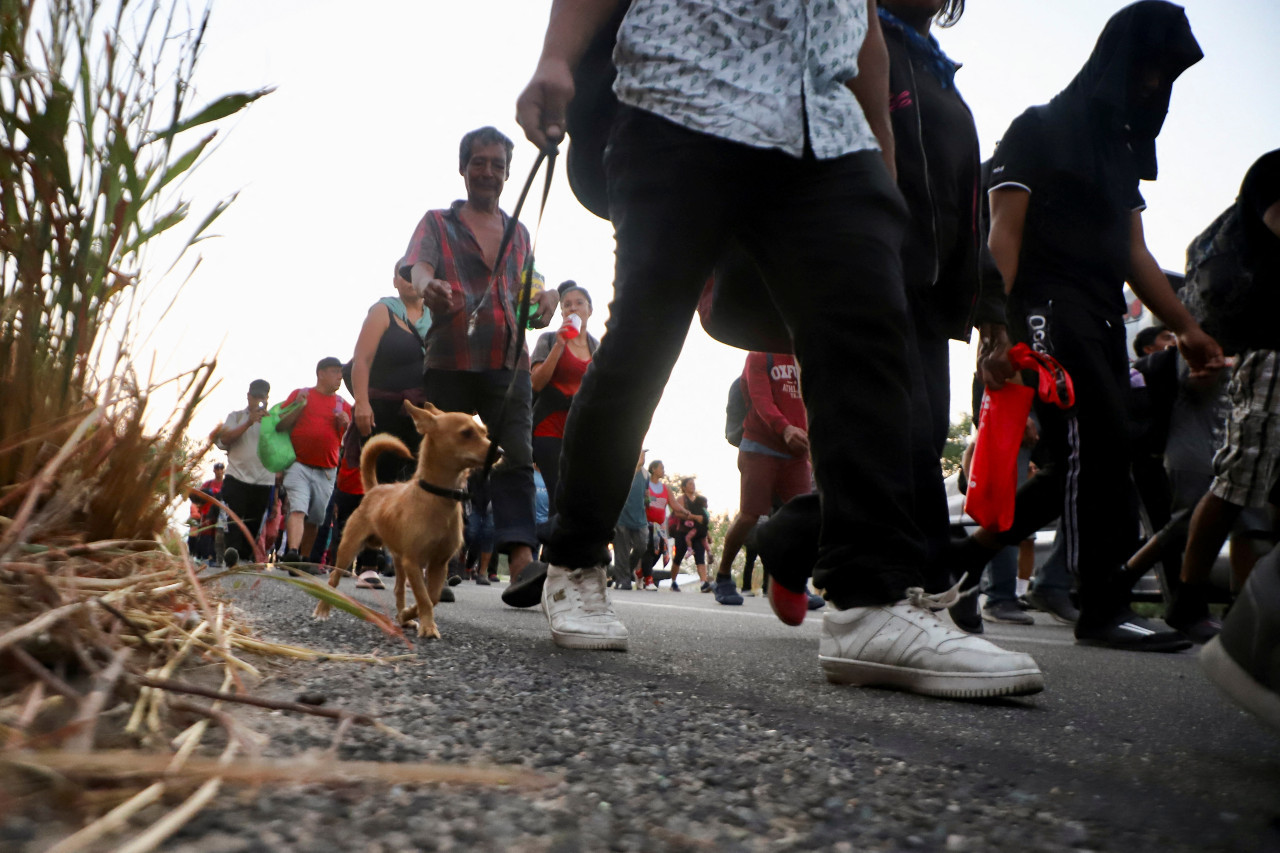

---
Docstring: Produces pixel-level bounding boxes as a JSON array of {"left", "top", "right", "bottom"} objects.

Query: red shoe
[{"left": 768, "top": 582, "right": 809, "bottom": 627}]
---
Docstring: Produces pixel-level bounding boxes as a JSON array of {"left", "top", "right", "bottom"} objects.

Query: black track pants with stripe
[{"left": 993, "top": 301, "right": 1140, "bottom": 622}]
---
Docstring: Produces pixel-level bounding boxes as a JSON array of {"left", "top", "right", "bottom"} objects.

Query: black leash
[{"left": 473, "top": 147, "right": 558, "bottom": 486}]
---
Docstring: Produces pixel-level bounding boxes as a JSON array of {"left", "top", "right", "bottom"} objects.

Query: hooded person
[{"left": 945, "top": 0, "right": 1224, "bottom": 651}]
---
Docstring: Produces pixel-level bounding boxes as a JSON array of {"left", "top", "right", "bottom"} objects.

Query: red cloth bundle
[{"left": 964, "top": 344, "right": 1075, "bottom": 532}]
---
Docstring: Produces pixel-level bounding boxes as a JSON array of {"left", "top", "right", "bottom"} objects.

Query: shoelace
[
  {"left": 573, "top": 569, "right": 617, "bottom": 618},
  {"left": 904, "top": 573, "right": 973, "bottom": 612}
]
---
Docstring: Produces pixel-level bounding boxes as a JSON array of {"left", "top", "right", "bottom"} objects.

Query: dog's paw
[
  {"left": 417, "top": 622, "right": 441, "bottom": 640},
  {"left": 313, "top": 604, "right": 331, "bottom": 620},
  {"left": 397, "top": 607, "right": 418, "bottom": 625}
]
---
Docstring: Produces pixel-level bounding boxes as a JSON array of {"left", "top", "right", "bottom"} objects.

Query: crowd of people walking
[{"left": 193, "top": 0, "right": 1280, "bottom": 728}]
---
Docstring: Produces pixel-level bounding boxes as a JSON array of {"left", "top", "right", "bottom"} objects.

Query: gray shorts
[
  {"left": 1211, "top": 350, "right": 1280, "bottom": 508},
  {"left": 283, "top": 463, "right": 336, "bottom": 526}
]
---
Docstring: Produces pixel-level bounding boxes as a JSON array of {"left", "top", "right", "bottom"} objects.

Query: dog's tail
[{"left": 360, "top": 433, "right": 414, "bottom": 491}]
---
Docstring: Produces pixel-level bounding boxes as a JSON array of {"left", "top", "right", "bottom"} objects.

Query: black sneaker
[
  {"left": 699, "top": 581, "right": 712, "bottom": 593},
  {"left": 1024, "top": 587, "right": 1080, "bottom": 624},
  {"left": 983, "top": 598, "right": 1035, "bottom": 625},
  {"left": 948, "top": 589, "right": 984, "bottom": 634},
  {"left": 1075, "top": 608, "right": 1192, "bottom": 652},
  {"left": 747, "top": 496, "right": 820, "bottom": 595},
  {"left": 1201, "top": 549, "right": 1280, "bottom": 734},
  {"left": 223, "top": 547, "right": 239, "bottom": 569},
  {"left": 475, "top": 573, "right": 491, "bottom": 586},
  {"left": 1165, "top": 581, "right": 1220, "bottom": 643},
  {"left": 501, "top": 560, "right": 548, "bottom": 608},
  {"left": 283, "top": 548, "right": 301, "bottom": 564},
  {"left": 439, "top": 586, "right": 455, "bottom": 603}
]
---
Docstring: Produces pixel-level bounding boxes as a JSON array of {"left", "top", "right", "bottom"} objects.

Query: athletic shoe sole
[
  {"left": 768, "top": 582, "right": 808, "bottom": 626},
  {"left": 549, "top": 628, "right": 628, "bottom": 651},
  {"left": 1074, "top": 632, "right": 1192, "bottom": 652},
  {"left": 820, "top": 656, "right": 1044, "bottom": 699},
  {"left": 501, "top": 561, "right": 548, "bottom": 608},
  {"left": 1201, "top": 636, "right": 1280, "bottom": 734},
  {"left": 984, "top": 610, "right": 1035, "bottom": 626}
]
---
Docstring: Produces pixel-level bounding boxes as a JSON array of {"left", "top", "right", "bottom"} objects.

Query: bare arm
[
  {"left": 352, "top": 305, "right": 391, "bottom": 437},
  {"left": 516, "top": 0, "right": 629, "bottom": 151},
  {"left": 987, "top": 188, "right": 1029, "bottom": 296},
  {"left": 530, "top": 337, "right": 567, "bottom": 392},
  {"left": 846, "top": 0, "right": 895, "bottom": 181},
  {"left": 410, "top": 261, "right": 454, "bottom": 316},
  {"left": 276, "top": 395, "right": 306, "bottom": 433},
  {"left": 216, "top": 412, "right": 258, "bottom": 447},
  {"left": 1127, "top": 211, "right": 1224, "bottom": 375}
]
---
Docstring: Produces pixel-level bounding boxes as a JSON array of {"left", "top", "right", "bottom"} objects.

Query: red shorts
[{"left": 737, "top": 449, "right": 811, "bottom": 517}]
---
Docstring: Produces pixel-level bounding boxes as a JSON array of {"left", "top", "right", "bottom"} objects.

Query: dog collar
[{"left": 416, "top": 479, "right": 470, "bottom": 502}]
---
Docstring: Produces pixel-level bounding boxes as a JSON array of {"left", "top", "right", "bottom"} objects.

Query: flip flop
[{"left": 355, "top": 570, "right": 385, "bottom": 590}]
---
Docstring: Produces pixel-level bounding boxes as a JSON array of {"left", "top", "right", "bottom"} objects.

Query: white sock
[{"left": 1015, "top": 578, "right": 1029, "bottom": 597}]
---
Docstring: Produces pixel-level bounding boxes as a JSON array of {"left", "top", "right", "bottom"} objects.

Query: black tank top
[{"left": 370, "top": 305, "right": 426, "bottom": 392}]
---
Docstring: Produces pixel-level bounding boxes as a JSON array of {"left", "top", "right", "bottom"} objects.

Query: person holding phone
[{"left": 214, "top": 379, "right": 276, "bottom": 567}]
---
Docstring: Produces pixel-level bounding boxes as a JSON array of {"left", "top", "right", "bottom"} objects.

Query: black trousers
[
  {"left": 423, "top": 368, "right": 537, "bottom": 553},
  {"left": 369, "top": 397, "right": 421, "bottom": 484},
  {"left": 542, "top": 106, "right": 925, "bottom": 607},
  {"left": 531, "top": 435, "right": 563, "bottom": 516},
  {"left": 220, "top": 474, "right": 273, "bottom": 560},
  {"left": 992, "top": 302, "right": 1140, "bottom": 619},
  {"left": 906, "top": 309, "right": 954, "bottom": 590}
]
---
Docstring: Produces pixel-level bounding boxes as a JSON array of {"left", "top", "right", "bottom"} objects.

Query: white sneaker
[
  {"left": 543, "top": 566, "right": 629, "bottom": 651},
  {"left": 819, "top": 586, "right": 1044, "bottom": 699}
]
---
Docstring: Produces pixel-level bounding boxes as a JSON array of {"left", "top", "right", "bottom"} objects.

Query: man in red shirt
[
  {"left": 189, "top": 462, "right": 226, "bottom": 563},
  {"left": 276, "top": 357, "right": 353, "bottom": 565},
  {"left": 714, "top": 352, "right": 812, "bottom": 606}
]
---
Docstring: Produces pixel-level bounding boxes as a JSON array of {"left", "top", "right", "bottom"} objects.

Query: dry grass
[{"left": 0, "top": 3, "right": 549, "bottom": 850}]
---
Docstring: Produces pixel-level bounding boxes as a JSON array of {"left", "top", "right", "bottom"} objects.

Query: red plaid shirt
[{"left": 398, "top": 201, "right": 532, "bottom": 372}]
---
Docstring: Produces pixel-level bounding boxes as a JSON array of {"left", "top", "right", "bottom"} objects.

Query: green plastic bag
[{"left": 257, "top": 397, "right": 306, "bottom": 473}]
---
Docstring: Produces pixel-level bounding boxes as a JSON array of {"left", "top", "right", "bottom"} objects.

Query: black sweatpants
[
  {"left": 541, "top": 106, "right": 926, "bottom": 608},
  {"left": 992, "top": 302, "right": 1140, "bottom": 620}
]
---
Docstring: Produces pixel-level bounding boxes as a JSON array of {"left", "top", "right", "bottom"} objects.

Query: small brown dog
[{"left": 313, "top": 401, "right": 491, "bottom": 638}]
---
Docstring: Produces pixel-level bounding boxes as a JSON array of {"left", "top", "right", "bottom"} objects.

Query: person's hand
[
  {"left": 1021, "top": 416, "right": 1040, "bottom": 449},
  {"left": 249, "top": 405, "right": 266, "bottom": 424},
  {"left": 354, "top": 401, "right": 374, "bottom": 437},
  {"left": 296, "top": 390, "right": 309, "bottom": 406},
  {"left": 335, "top": 408, "right": 351, "bottom": 433},
  {"left": 421, "top": 279, "right": 454, "bottom": 315},
  {"left": 783, "top": 425, "right": 810, "bottom": 457},
  {"left": 1178, "top": 326, "right": 1226, "bottom": 380},
  {"left": 977, "top": 323, "right": 1015, "bottom": 390},
  {"left": 530, "top": 290, "right": 559, "bottom": 329},
  {"left": 516, "top": 57, "right": 574, "bottom": 152}
]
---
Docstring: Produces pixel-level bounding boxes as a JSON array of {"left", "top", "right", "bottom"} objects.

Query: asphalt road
[{"left": 143, "top": 572, "right": 1280, "bottom": 852}]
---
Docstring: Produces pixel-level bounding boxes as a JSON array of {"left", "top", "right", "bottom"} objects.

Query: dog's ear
[{"left": 404, "top": 401, "right": 439, "bottom": 433}]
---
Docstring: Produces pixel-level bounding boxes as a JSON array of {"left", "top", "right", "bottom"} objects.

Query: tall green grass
[{"left": 0, "top": 0, "right": 268, "bottom": 550}]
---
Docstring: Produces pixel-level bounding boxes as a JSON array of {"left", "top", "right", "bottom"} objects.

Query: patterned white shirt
[{"left": 612, "top": 0, "right": 880, "bottom": 160}]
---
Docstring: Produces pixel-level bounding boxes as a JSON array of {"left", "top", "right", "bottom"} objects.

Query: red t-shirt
[
  {"left": 284, "top": 387, "right": 352, "bottom": 470},
  {"left": 336, "top": 458, "right": 364, "bottom": 495},
  {"left": 741, "top": 352, "right": 807, "bottom": 456},
  {"left": 533, "top": 345, "right": 592, "bottom": 438}
]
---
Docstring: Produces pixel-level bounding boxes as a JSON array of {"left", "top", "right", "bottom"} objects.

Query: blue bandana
[
  {"left": 379, "top": 296, "right": 432, "bottom": 338},
  {"left": 878, "top": 7, "right": 959, "bottom": 91}
]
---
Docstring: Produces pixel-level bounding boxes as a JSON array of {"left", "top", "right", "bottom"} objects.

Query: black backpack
[
  {"left": 1179, "top": 202, "right": 1262, "bottom": 355},
  {"left": 725, "top": 355, "right": 772, "bottom": 447}
]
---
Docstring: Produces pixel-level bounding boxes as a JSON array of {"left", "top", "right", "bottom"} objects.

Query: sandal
[{"left": 355, "top": 570, "right": 385, "bottom": 590}]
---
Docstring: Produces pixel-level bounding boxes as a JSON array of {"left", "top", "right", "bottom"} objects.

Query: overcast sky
[{"left": 139, "top": 0, "right": 1280, "bottom": 515}]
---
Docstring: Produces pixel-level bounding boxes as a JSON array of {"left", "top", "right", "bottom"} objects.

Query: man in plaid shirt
[{"left": 398, "top": 126, "right": 559, "bottom": 592}]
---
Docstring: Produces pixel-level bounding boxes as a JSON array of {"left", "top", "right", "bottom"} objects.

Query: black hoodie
[
  {"left": 881, "top": 14, "right": 1006, "bottom": 343},
  {"left": 988, "top": 1, "right": 1202, "bottom": 320}
]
